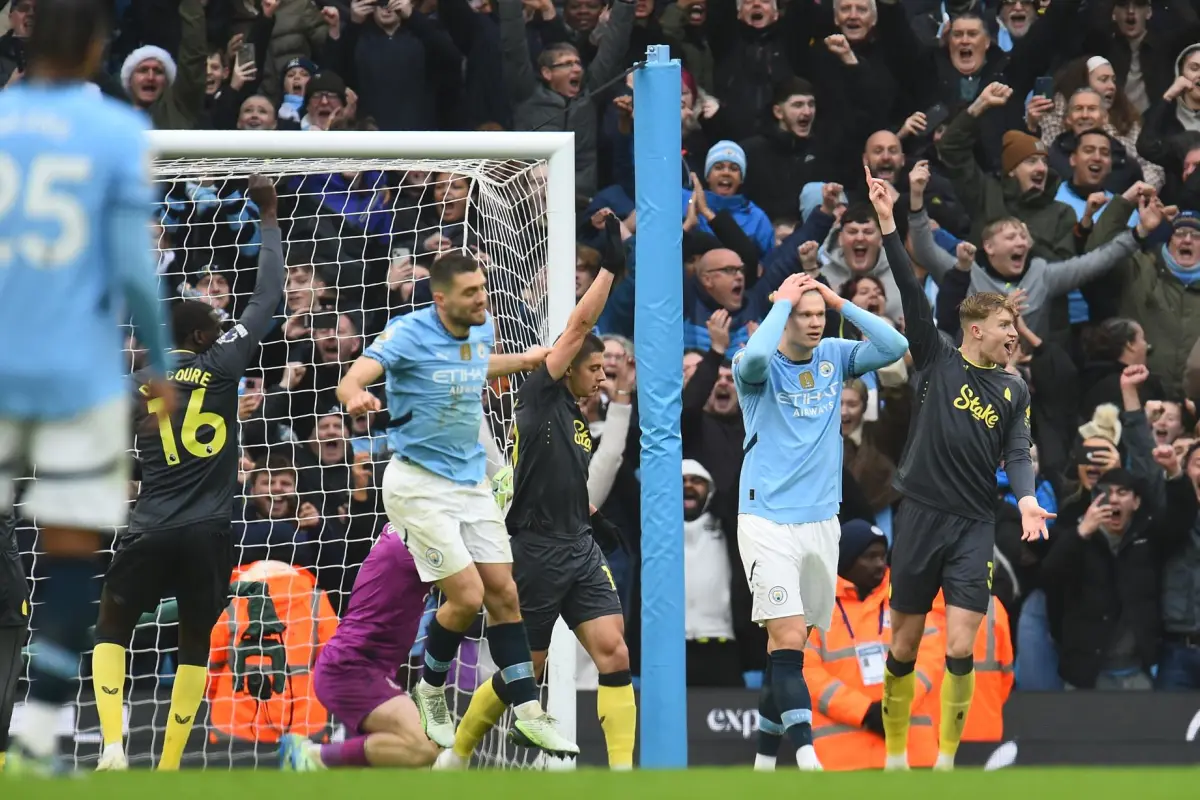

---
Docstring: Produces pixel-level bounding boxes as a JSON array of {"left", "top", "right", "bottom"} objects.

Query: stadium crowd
[{"left": 7, "top": 0, "right": 1200, "bottom": 762}]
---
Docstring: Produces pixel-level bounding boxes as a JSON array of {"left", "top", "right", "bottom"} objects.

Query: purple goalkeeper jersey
[{"left": 323, "top": 524, "right": 431, "bottom": 669}]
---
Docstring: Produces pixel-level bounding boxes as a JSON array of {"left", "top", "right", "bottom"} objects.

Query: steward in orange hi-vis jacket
[
  {"left": 206, "top": 560, "right": 339, "bottom": 745},
  {"left": 929, "top": 592, "right": 1014, "bottom": 742},
  {"left": 803, "top": 521, "right": 943, "bottom": 770}
]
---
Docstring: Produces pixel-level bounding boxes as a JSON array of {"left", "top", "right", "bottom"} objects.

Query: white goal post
[{"left": 149, "top": 129, "right": 578, "bottom": 767}]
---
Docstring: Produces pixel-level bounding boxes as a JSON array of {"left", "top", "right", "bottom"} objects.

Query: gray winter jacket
[
  {"left": 818, "top": 228, "right": 904, "bottom": 323},
  {"left": 908, "top": 208, "right": 1139, "bottom": 338},
  {"left": 499, "top": 0, "right": 634, "bottom": 197}
]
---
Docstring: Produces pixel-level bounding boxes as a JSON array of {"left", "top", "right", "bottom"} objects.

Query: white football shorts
[
  {"left": 0, "top": 396, "right": 131, "bottom": 531},
  {"left": 381, "top": 456, "right": 511, "bottom": 583},
  {"left": 737, "top": 513, "right": 841, "bottom": 630}
]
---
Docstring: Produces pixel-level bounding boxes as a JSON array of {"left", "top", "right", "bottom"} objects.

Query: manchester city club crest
[
  {"left": 819, "top": 361, "right": 834, "bottom": 378},
  {"left": 768, "top": 586, "right": 787, "bottom": 605},
  {"left": 426, "top": 548, "right": 444, "bottom": 567},
  {"left": 477, "top": 342, "right": 488, "bottom": 359}
]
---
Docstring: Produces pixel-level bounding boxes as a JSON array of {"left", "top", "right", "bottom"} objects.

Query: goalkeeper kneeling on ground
[{"left": 279, "top": 522, "right": 440, "bottom": 770}]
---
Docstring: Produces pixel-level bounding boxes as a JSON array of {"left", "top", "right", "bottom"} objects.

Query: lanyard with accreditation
[{"left": 835, "top": 599, "right": 887, "bottom": 686}]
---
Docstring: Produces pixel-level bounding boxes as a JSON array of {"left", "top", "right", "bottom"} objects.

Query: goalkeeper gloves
[
  {"left": 600, "top": 214, "right": 627, "bottom": 282},
  {"left": 491, "top": 465, "right": 514, "bottom": 509}
]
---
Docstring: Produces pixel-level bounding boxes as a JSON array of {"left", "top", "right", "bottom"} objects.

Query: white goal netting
[{"left": 9, "top": 154, "right": 569, "bottom": 770}]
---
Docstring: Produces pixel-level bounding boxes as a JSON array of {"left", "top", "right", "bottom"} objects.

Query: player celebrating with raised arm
[
  {"left": 89, "top": 175, "right": 285, "bottom": 773},
  {"left": 278, "top": 522, "right": 440, "bottom": 771},
  {"left": 438, "top": 217, "right": 634, "bottom": 770},
  {"left": 867, "top": 165, "right": 1054, "bottom": 772},
  {"left": 336, "top": 253, "right": 578, "bottom": 758},
  {"left": 734, "top": 267, "right": 909, "bottom": 772},
  {"left": 0, "top": 0, "right": 176, "bottom": 776}
]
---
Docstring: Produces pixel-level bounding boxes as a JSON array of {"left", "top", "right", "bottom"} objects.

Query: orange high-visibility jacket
[
  {"left": 929, "top": 593, "right": 1014, "bottom": 742},
  {"left": 206, "top": 561, "right": 339, "bottom": 744},
  {"left": 804, "top": 571, "right": 944, "bottom": 770}
]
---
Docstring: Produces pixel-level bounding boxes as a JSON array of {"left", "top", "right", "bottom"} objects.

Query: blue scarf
[{"left": 1161, "top": 244, "right": 1200, "bottom": 285}]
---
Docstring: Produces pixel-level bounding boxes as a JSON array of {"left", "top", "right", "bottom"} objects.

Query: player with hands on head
[
  {"left": 335, "top": 247, "right": 570, "bottom": 757},
  {"left": 439, "top": 216, "right": 634, "bottom": 769},
  {"left": 734, "top": 253, "right": 909, "bottom": 772},
  {"left": 0, "top": 0, "right": 177, "bottom": 775},
  {"left": 867, "top": 165, "right": 1053, "bottom": 774},
  {"left": 91, "top": 175, "right": 286, "bottom": 774}
]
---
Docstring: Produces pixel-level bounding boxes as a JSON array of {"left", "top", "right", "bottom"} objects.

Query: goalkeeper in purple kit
[{"left": 278, "top": 523, "right": 440, "bottom": 770}]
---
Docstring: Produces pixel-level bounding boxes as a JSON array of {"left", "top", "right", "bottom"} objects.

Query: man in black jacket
[{"left": 1041, "top": 468, "right": 1196, "bottom": 689}]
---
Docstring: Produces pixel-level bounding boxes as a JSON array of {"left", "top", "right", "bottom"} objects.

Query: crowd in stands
[{"left": 9, "top": 0, "right": 1200, "bottom": 752}]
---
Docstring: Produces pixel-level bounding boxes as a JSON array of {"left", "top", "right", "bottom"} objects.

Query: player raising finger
[{"left": 438, "top": 215, "right": 635, "bottom": 770}]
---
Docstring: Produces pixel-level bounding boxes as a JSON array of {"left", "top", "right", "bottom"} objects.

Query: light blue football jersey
[
  {"left": 0, "top": 82, "right": 171, "bottom": 420},
  {"left": 734, "top": 337, "right": 866, "bottom": 525},
  {"left": 365, "top": 307, "right": 495, "bottom": 485}
]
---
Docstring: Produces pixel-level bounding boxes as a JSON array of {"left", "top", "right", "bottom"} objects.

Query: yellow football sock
[
  {"left": 91, "top": 643, "right": 127, "bottom": 748},
  {"left": 453, "top": 676, "right": 506, "bottom": 759},
  {"left": 0, "top": 751, "right": 7, "bottom": 770},
  {"left": 939, "top": 665, "right": 976, "bottom": 758},
  {"left": 597, "top": 676, "right": 636, "bottom": 769},
  {"left": 157, "top": 665, "right": 207, "bottom": 771},
  {"left": 882, "top": 665, "right": 916, "bottom": 758}
]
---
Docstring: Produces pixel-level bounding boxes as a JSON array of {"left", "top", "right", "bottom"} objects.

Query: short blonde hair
[
  {"left": 981, "top": 217, "right": 1025, "bottom": 241},
  {"left": 959, "top": 291, "right": 1018, "bottom": 326}
]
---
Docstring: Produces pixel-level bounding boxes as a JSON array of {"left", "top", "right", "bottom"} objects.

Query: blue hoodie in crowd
[
  {"left": 679, "top": 188, "right": 775, "bottom": 258},
  {"left": 996, "top": 466, "right": 1058, "bottom": 527},
  {"left": 288, "top": 171, "right": 394, "bottom": 237}
]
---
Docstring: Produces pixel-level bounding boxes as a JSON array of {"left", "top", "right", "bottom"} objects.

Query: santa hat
[{"left": 120, "top": 45, "right": 178, "bottom": 96}]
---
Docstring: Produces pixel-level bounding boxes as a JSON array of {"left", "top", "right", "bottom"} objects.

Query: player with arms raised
[
  {"left": 438, "top": 217, "right": 633, "bottom": 770},
  {"left": 337, "top": 253, "right": 578, "bottom": 757},
  {"left": 734, "top": 266, "right": 909, "bottom": 771},
  {"left": 872, "top": 163, "right": 1054, "bottom": 771},
  {"left": 278, "top": 522, "right": 440, "bottom": 771},
  {"left": 88, "top": 175, "right": 284, "bottom": 772},
  {"left": 0, "top": 0, "right": 174, "bottom": 775}
]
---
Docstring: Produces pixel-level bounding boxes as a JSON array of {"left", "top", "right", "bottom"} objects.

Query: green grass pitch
[{"left": 5, "top": 767, "right": 1200, "bottom": 800}]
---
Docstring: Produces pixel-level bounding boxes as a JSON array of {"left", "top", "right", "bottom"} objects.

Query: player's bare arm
[
  {"left": 874, "top": 163, "right": 941, "bottom": 369},
  {"left": 544, "top": 214, "right": 626, "bottom": 380},
  {"left": 338, "top": 356, "right": 384, "bottom": 416}
]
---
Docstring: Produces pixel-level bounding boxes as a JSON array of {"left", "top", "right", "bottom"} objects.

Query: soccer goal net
[{"left": 9, "top": 130, "right": 578, "bottom": 771}]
